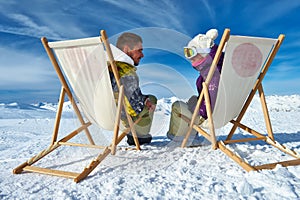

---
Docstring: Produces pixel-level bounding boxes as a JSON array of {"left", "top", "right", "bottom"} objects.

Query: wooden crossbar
[
  {"left": 58, "top": 142, "right": 106, "bottom": 149},
  {"left": 223, "top": 137, "right": 266, "bottom": 144},
  {"left": 23, "top": 166, "right": 80, "bottom": 179},
  {"left": 218, "top": 141, "right": 300, "bottom": 172},
  {"left": 19, "top": 146, "right": 113, "bottom": 183},
  {"left": 254, "top": 159, "right": 300, "bottom": 171}
]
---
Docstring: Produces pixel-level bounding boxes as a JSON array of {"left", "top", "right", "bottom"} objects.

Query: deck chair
[
  {"left": 13, "top": 30, "right": 141, "bottom": 183},
  {"left": 181, "top": 28, "right": 300, "bottom": 171}
]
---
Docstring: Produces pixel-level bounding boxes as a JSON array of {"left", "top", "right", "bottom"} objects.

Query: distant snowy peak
[
  {"left": 247, "top": 95, "right": 300, "bottom": 112},
  {"left": 157, "top": 95, "right": 300, "bottom": 113},
  {"left": 265, "top": 95, "right": 300, "bottom": 112},
  {"left": 0, "top": 102, "right": 49, "bottom": 110},
  {"left": 32, "top": 101, "right": 74, "bottom": 112},
  {"left": 0, "top": 101, "right": 74, "bottom": 112},
  {"left": 0, "top": 95, "right": 299, "bottom": 113}
]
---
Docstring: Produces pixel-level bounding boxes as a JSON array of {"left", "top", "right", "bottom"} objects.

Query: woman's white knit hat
[{"left": 187, "top": 29, "right": 218, "bottom": 56}]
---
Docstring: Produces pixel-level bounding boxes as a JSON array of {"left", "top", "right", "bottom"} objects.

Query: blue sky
[{"left": 1, "top": 0, "right": 300, "bottom": 103}]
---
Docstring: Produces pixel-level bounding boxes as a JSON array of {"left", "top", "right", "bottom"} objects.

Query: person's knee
[
  {"left": 172, "top": 101, "right": 180, "bottom": 108},
  {"left": 172, "top": 101, "right": 181, "bottom": 110},
  {"left": 187, "top": 95, "right": 198, "bottom": 111},
  {"left": 172, "top": 101, "right": 187, "bottom": 114},
  {"left": 148, "top": 95, "right": 157, "bottom": 105}
]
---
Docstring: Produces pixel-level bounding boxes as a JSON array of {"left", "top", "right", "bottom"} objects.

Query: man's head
[{"left": 116, "top": 32, "right": 144, "bottom": 66}]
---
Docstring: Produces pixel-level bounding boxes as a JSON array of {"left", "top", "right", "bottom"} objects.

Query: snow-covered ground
[{"left": 1, "top": 95, "right": 300, "bottom": 199}]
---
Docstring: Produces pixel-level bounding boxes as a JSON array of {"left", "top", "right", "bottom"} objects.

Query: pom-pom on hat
[{"left": 187, "top": 29, "right": 218, "bottom": 57}]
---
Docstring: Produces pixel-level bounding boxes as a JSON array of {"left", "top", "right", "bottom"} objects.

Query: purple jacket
[{"left": 194, "top": 45, "right": 224, "bottom": 119}]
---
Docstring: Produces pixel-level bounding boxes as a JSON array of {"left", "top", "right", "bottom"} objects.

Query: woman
[{"left": 167, "top": 29, "right": 224, "bottom": 145}]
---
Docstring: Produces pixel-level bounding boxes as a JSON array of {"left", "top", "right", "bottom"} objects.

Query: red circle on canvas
[{"left": 231, "top": 43, "right": 263, "bottom": 77}]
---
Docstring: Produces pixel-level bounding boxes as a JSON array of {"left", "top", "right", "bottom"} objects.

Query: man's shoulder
[
  {"left": 108, "top": 61, "right": 136, "bottom": 70},
  {"left": 116, "top": 61, "right": 136, "bottom": 70},
  {"left": 116, "top": 61, "right": 135, "bottom": 68},
  {"left": 115, "top": 61, "right": 137, "bottom": 76}
]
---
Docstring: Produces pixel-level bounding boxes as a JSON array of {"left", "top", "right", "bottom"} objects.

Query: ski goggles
[{"left": 183, "top": 46, "right": 211, "bottom": 59}]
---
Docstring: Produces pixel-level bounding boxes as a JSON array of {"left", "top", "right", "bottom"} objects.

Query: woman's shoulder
[{"left": 210, "top": 44, "right": 219, "bottom": 55}]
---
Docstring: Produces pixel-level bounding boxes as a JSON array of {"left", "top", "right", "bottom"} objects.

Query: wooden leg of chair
[
  {"left": 51, "top": 87, "right": 65, "bottom": 144},
  {"left": 111, "top": 86, "right": 125, "bottom": 155},
  {"left": 203, "top": 83, "right": 217, "bottom": 149},
  {"left": 254, "top": 159, "right": 300, "bottom": 171},
  {"left": 114, "top": 117, "right": 143, "bottom": 150},
  {"left": 218, "top": 141, "right": 256, "bottom": 172},
  {"left": 181, "top": 92, "right": 205, "bottom": 148},
  {"left": 227, "top": 88, "right": 257, "bottom": 140},
  {"left": 128, "top": 117, "right": 141, "bottom": 150},
  {"left": 265, "top": 137, "right": 300, "bottom": 158},
  {"left": 71, "top": 97, "right": 95, "bottom": 145},
  {"left": 74, "top": 147, "right": 111, "bottom": 183},
  {"left": 13, "top": 162, "right": 30, "bottom": 174},
  {"left": 258, "top": 84, "right": 274, "bottom": 141},
  {"left": 123, "top": 111, "right": 141, "bottom": 150}
]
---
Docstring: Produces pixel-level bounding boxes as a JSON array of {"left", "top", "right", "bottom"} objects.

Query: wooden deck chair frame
[
  {"left": 180, "top": 28, "right": 300, "bottom": 171},
  {"left": 13, "top": 30, "right": 141, "bottom": 183}
]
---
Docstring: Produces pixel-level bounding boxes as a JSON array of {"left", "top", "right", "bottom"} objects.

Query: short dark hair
[{"left": 116, "top": 32, "right": 143, "bottom": 50}]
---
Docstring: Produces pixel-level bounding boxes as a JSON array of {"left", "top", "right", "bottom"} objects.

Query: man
[{"left": 109, "top": 32, "right": 157, "bottom": 146}]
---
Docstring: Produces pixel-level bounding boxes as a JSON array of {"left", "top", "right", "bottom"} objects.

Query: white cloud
[
  {"left": 0, "top": 2, "right": 90, "bottom": 40},
  {"left": 201, "top": 0, "right": 216, "bottom": 24},
  {"left": 0, "top": 13, "right": 62, "bottom": 39},
  {"left": 246, "top": 1, "right": 300, "bottom": 29},
  {"left": 101, "top": 0, "right": 186, "bottom": 31},
  {"left": 0, "top": 47, "right": 57, "bottom": 90}
]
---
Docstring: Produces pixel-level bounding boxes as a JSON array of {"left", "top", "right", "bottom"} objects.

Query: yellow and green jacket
[{"left": 109, "top": 61, "right": 148, "bottom": 117}]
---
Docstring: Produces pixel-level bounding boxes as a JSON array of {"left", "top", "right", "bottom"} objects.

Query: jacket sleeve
[
  {"left": 120, "top": 74, "right": 147, "bottom": 115},
  {"left": 197, "top": 45, "right": 223, "bottom": 119},
  {"left": 197, "top": 76, "right": 208, "bottom": 119},
  {"left": 198, "top": 72, "right": 220, "bottom": 119}
]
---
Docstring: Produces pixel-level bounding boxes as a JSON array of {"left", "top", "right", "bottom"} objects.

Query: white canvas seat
[
  {"left": 206, "top": 36, "right": 277, "bottom": 129},
  {"left": 13, "top": 30, "right": 140, "bottom": 182},
  {"left": 51, "top": 37, "right": 118, "bottom": 129},
  {"left": 181, "top": 29, "right": 300, "bottom": 171}
]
